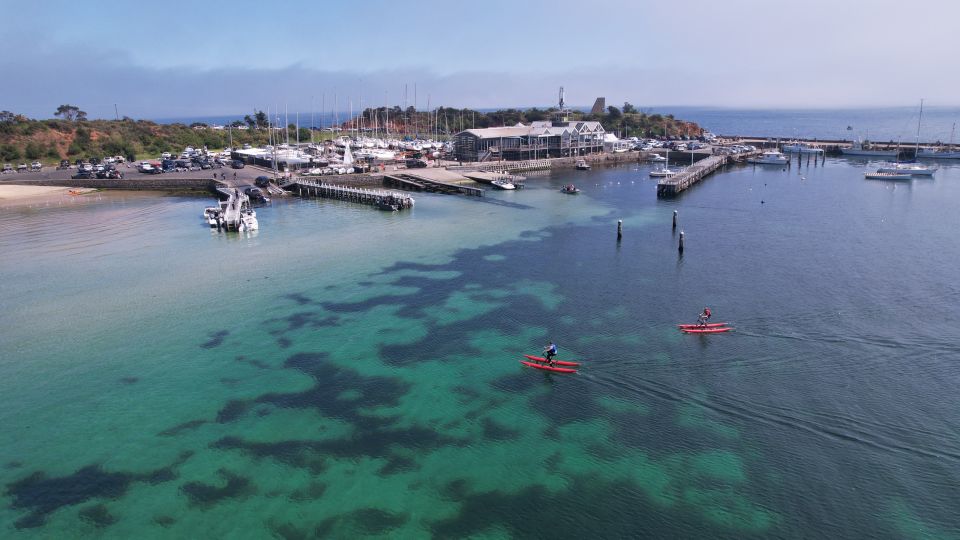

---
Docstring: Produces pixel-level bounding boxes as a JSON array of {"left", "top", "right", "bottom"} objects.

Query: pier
[
  {"left": 656, "top": 150, "right": 761, "bottom": 197},
  {"left": 287, "top": 178, "right": 415, "bottom": 209}
]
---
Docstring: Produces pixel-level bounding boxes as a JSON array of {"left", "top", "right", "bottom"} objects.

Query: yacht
[
  {"left": 239, "top": 209, "right": 259, "bottom": 231},
  {"left": 841, "top": 139, "right": 897, "bottom": 157},
  {"left": 876, "top": 162, "right": 937, "bottom": 176},
  {"left": 491, "top": 179, "right": 516, "bottom": 190},
  {"left": 649, "top": 166, "right": 678, "bottom": 178},
  {"left": 747, "top": 150, "right": 790, "bottom": 165}
]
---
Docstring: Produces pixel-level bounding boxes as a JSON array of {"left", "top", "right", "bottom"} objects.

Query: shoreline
[{"left": 0, "top": 185, "right": 99, "bottom": 208}]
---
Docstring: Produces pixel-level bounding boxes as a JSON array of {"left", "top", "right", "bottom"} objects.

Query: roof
[{"left": 460, "top": 120, "right": 604, "bottom": 140}]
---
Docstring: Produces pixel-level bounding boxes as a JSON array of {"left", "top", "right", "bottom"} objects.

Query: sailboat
[
  {"left": 649, "top": 149, "right": 678, "bottom": 177},
  {"left": 878, "top": 100, "right": 937, "bottom": 176},
  {"left": 867, "top": 139, "right": 911, "bottom": 180},
  {"left": 917, "top": 122, "right": 960, "bottom": 159}
]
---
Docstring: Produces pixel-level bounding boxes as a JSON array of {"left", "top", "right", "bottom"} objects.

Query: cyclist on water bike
[
  {"left": 697, "top": 307, "right": 712, "bottom": 327},
  {"left": 543, "top": 342, "right": 558, "bottom": 365}
]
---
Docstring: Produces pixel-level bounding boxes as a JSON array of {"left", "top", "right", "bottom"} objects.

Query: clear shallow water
[{"left": 2, "top": 159, "right": 960, "bottom": 538}]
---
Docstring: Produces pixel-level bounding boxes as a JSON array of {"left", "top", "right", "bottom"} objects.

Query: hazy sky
[{"left": 3, "top": 0, "right": 959, "bottom": 119}]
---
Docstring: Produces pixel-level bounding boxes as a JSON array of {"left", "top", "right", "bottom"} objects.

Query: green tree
[
  {"left": 54, "top": 104, "right": 87, "bottom": 122},
  {"left": 1, "top": 144, "right": 21, "bottom": 161},
  {"left": 623, "top": 102, "right": 636, "bottom": 114},
  {"left": 24, "top": 141, "right": 42, "bottom": 160},
  {"left": 607, "top": 106, "right": 622, "bottom": 119},
  {"left": 254, "top": 110, "right": 268, "bottom": 129}
]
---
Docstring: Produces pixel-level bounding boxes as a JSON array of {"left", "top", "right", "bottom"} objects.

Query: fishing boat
[
  {"left": 747, "top": 150, "right": 790, "bottom": 165},
  {"left": 864, "top": 171, "right": 912, "bottom": 181},
  {"left": 841, "top": 138, "right": 897, "bottom": 157}
]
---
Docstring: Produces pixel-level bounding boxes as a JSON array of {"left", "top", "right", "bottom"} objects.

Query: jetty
[
  {"left": 656, "top": 150, "right": 761, "bottom": 197},
  {"left": 383, "top": 168, "right": 484, "bottom": 196},
  {"left": 286, "top": 177, "right": 414, "bottom": 210}
]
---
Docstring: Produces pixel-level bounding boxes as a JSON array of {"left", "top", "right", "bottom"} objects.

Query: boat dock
[
  {"left": 214, "top": 186, "right": 252, "bottom": 230},
  {"left": 383, "top": 168, "right": 485, "bottom": 196},
  {"left": 287, "top": 178, "right": 415, "bottom": 209},
  {"left": 656, "top": 150, "right": 761, "bottom": 197}
]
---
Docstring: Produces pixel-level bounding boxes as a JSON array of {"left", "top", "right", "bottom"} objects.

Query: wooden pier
[
  {"left": 656, "top": 152, "right": 760, "bottom": 197},
  {"left": 288, "top": 178, "right": 415, "bottom": 209}
]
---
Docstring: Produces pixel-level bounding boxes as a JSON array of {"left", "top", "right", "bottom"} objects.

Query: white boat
[
  {"left": 491, "top": 179, "right": 516, "bottom": 190},
  {"left": 575, "top": 159, "right": 591, "bottom": 170},
  {"left": 781, "top": 142, "right": 824, "bottom": 154},
  {"left": 747, "top": 150, "right": 790, "bottom": 165},
  {"left": 917, "top": 147, "right": 960, "bottom": 159},
  {"left": 648, "top": 153, "right": 668, "bottom": 162},
  {"left": 649, "top": 149, "right": 680, "bottom": 177},
  {"left": 203, "top": 206, "right": 220, "bottom": 227},
  {"left": 841, "top": 138, "right": 897, "bottom": 157},
  {"left": 239, "top": 209, "right": 259, "bottom": 231},
  {"left": 876, "top": 162, "right": 937, "bottom": 176},
  {"left": 865, "top": 171, "right": 912, "bottom": 181}
]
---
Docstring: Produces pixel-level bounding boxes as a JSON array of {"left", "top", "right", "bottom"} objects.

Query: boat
[
  {"left": 239, "top": 209, "right": 259, "bottom": 231},
  {"left": 491, "top": 179, "right": 516, "bottom": 190},
  {"left": 560, "top": 184, "right": 581, "bottom": 194},
  {"left": 522, "top": 354, "right": 580, "bottom": 367},
  {"left": 841, "top": 138, "right": 897, "bottom": 157},
  {"left": 203, "top": 206, "right": 220, "bottom": 227},
  {"left": 780, "top": 142, "right": 824, "bottom": 155},
  {"left": 519, "top": 360, "right": 577, "bottom": 374},
  {"left": 864, "top": 171, "right": 912, "bottom": 181},
  {"left": 649, "top": 149, "right": 679, "bottom": 177},
  {"left": 917, "top": 147, "right": 960, "bottom": 159},
  {"left": 876, "top": 162, "right": 936, "bottom": 176},
  {"left": 378, "top": 200, "right": 399, "bottom": 211},
  {"left": 677, "top": 323, "right": 728, "bottom": 329},
  {"left": 648, "top": 153, "right": 668, "bottom": 162},
  {"left": 575, "top": 159, "right": 591, "bottom": 170},
  {"left": 747, "top": 150, "right": 790, "bottom": 165},
  {"left": 681, "top": 327, "right": 733, "bottom": 334}
]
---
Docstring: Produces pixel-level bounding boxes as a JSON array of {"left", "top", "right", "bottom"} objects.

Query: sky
[{"left": 2, "top": 0, "right": 959, "bottom": 119}]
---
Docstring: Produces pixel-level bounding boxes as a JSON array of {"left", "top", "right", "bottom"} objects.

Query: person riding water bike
[
  {"left": 697, "top": 307, "right": 712, "bottom": 327},
  {"left": 543, "top": 342, "right": 558, "bottom": 365}
]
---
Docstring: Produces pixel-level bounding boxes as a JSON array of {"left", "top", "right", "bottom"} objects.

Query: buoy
[{"left": 678, "top": 231, "right": 685, "bottom": 254}]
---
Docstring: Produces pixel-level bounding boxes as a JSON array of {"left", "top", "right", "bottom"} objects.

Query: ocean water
[{"left": 2, "top": 158, "right": 960, "bottom": 538}]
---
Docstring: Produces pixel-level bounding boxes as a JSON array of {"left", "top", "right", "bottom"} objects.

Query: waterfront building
[{"left": 453, "top": 120, "right": 605, "bottom": 162}]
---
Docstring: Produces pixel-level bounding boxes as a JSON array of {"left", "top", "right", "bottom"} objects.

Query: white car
[
  {"left": 161, "top": 152, "right": 172, "bottom": 159},
  {"left": 31, "top": 161, "right": 42, "bottom": 170}
]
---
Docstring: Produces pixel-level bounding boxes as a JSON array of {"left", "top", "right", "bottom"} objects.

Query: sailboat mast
[{"left": 915, "top": 98, "right": 924, "bottom": 154}]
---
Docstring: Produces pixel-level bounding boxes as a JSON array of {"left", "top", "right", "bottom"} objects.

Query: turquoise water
[{"left": 2, "top": 159, "right": 960, "bottom": 538}]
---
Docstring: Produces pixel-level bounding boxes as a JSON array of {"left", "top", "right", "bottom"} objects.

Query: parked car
[
  {"left": 231, "top": 160, "right": 245, "bottom": 169},
  {"left": 72, "top": 171, "right": 94, "bottom": 179},
  {"left": 2, "top": 163, "right": 13, "bottom": 173},
  {"left": 57, "top": 159, "right": 71, "bottom": 170},
  {"left": 405, "top": 158, "right": 427, "bottom": 169},
  {"left": 30, "top": 161, "right": 42, "bottom": 171},
  {"left": 17, "top": 163, "right": 27, "bottom": 172},
  {"left": 97, "top": 170, "right": 123, "bottom": 179},
  {"left": 254, "top": 176, "right": 270, "bottom": 188},
  {"left": 245, "top": 186, "right": 270, "bottom": 203}
]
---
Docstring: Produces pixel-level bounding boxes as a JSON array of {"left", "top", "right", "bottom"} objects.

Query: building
[{"left": 453, "top": 120, "right": 606, "bottom": 162}]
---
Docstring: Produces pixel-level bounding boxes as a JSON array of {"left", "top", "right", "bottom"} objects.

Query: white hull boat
[
  {"left": 865, "top": 171, "right": 911, "bottom": 181},
  {"left": 877, "top": 163, "right": 937, "bottom": 176},
  {"left": 748, "top": 151, "right": 790, "bottom": 165}
]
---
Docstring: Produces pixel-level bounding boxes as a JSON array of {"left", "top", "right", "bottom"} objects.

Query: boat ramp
[{"left": 383, "top": 168, "right": 485, "bottom": 196}]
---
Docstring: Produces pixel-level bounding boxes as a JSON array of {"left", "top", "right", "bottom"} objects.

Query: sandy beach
[{"left": 0, "top": 185, "right": 97, "bottom": 208}]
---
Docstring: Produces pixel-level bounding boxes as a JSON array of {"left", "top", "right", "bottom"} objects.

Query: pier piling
[
  {"left": 678, "top": 231, "right": 685, "bottom": 254},
  {"left": 617, "top": 219, "right": 623, "bottom": 240},
  {"left": 672, "top": 210, "right": 678, "bottom": 230}
]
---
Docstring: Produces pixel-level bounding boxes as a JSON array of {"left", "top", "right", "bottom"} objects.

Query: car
[
  {"left": 161, "top": 152, "right": 172, "bottom": 159},
  {"left": 254, "top": 176, "right": 270, "bottom": 188},
  {"left": 405, "top": 158, "right": 427, "bottom": 169},
  {"left": 57, "top": 159, "right": 71, "bottom": 170},
  {"left": 231, "top": 160, "right": 245, "bottom": 169},
  {"left": 17, "top": 163, "right": 27, "bottom": 172},
  {"left": 30, "top": 161, "right": 42, "bottom": 171},
  {"left": 72, "top": 171, "right": 94, "bottom": 179},
  {"left": 2, "top": 163, "right": 13, "bottom": 174}
]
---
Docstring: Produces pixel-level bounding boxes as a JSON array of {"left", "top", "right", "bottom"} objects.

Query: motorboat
[
  {"left": 781, "top": 142, "right": 824, "bottom": 154},
  {"left": 649, "top": 166, "right": 678, "bottom": 178},
  {"left": 876, "top": 162, "right": 937, "bottom": 176},
  {"left": 203, "top": 206, "right": 221, "bottom": 227},
  {"left": 239, "top": 209, "right": 259, "bottom": 231},
  {"left": 575, "top": 159, "right": 591, "bottom": 170},
  {"left": 648, "top": 153, "right": 668, "bottom": 162},
  {"left": 865, "top": 171, "right": 912, "bottom": 181},
  {"left": 747, "top": 150, "right": 790, "bottom": 165},
  {"left": 560, "top": 184, "right": 581, "bottom": 194},
  {"left": 841, "top": 139, "right": 897, "bottom": 157},
  {"left": 491, "top": 179, "right": 516, "bottom": 190}
]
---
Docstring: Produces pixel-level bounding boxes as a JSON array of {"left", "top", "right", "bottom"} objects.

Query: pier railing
[{"left": 288, "top": 178, "right": 414, "bottom": 209}]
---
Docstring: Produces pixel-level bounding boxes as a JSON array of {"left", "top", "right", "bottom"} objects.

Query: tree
[
  {"left": 24, "top": 141, "right": 43, "bottom": 160},
  {"left": 607, "top": 106, "right": 622, "bottom": 119},
  {"left": 0, "top": 110, "right": 16, "bottom": 123},
  {"left": 1, "top": 144, "right": 21, "bottom": 161},
  {"left": 623, "top": 102, "right": 636, "bottom": 114},
  {"left": 54, "top": 104, "right": 87, "bottom": 122},
  {"left": 254, "top": 110, "right": 268, "bottom": 129}
]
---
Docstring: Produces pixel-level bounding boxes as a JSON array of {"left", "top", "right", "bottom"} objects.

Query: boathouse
[{"left": 453, "top": 120, "right": 605, "bottom": 162}]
